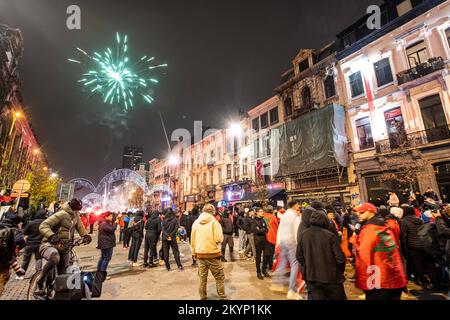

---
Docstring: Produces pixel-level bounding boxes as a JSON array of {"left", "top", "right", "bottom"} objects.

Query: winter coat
[
  {"left": 39, "top": 203, "right": 87, "bottom": 248},
  {"left": 277, "top": 208, "right": 301, "bottom": 246},
  {"left": 162, "top": 213, "right": 179, "bottom": 241},
  {"left": 401, "top": 215, "right": 424, "bottom": 250},
  {"left": 23, "top": 212, "right": 46, "bottom": 245},
  {"left": 145, "top": 211, "right": 162, "bottom": 235},
  {"left": 190, "top": 212, "right": 223, "bottom": 259},
  {"left": 298, "top": 206, "right": 315, "bottom": 235},
  {"left": 264, "top": 213, "right": 279, "bottom": 245},
  {"left": 0, "top": 224, "right": 19, "bottom": 272},
  {"left": 253, "top": 217, "right": 268, "bottom": 241},
  {"left": 435, "top": 216, "right": 450, "bottom": 263},
  {"left": 242, "top": 216, "right": 254, "bottom": 234},
  {"left": 351, "top": 216, "right": 406, "bottom": 291},
  {"left": 97, "top": 220, "right": 117, "bottom": 249},
  {"left": 89, "top": 213, "right": 97, "bottom": 225},
  {"left": 297, "top": 211, "right": 346, "bottom": 284},
  {"left": 388, "top": 193, "right": 400, "bottom": 207},
  {"left": 0, "top": 217, "right": 25, "bottom": 250},
  {"left": 220, "top": 217, "right": 233, "bottom": 235},
  {"left": 128, "top": 216, "right": 144, "bottom": 239},
  {"left": 187, "top": 209, "right": 200, "bottom": 238},
  {"left": 180, "top": 212, "right": 189, "bottom": 229}
]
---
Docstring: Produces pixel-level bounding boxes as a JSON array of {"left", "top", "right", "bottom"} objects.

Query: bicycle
[{"left": 27, "top": 238, "right": 93, "bottom": 300}]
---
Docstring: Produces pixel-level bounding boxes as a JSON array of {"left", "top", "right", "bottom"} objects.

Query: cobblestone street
[{"left": 1, "top": 231, "right": 447, "bottom": 300}]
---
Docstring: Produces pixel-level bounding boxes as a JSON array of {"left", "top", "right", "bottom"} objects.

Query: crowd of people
[{"left": 1, "top": 186, "right": 450, "bottom": 301}]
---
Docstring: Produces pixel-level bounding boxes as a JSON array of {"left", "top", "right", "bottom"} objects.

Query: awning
[{"left": 233, "top": 189, "right": 285, "bottom": 203}]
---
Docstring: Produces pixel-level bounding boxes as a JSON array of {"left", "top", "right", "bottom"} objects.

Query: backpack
[
  {"left": 417, "top": 223, "right": 441, "bottom": 256},
  {"left": 0, "top": 227, "right": 11, "bottom": 265}
]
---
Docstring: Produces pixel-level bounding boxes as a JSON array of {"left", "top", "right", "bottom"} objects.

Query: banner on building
[{"left": 273, "top": 104, "right": 348, "bottom": 177}]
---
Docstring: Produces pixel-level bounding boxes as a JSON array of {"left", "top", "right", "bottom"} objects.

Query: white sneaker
[
  {"left": 286, "top": 289, "right": 303, "bottom": 300},
  {"left": 131, "top": 262, "right": 140, "bottom": 267},
  {"left": 15, "top": 276, "right": 24, "bottom": 280}
]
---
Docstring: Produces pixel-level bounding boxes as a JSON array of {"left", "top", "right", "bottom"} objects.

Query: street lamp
[
  {"left": 229, "top": 122, "right": 243, "bottom": 137},
  {"left": 50, "top": 173, "right": 58, "bottom": 179},
  {"left": 169, "top": 154, "right": 180, "bottom": 165},
  {"left": 9, "top": 111, "right": 23, "bottom": 136}
]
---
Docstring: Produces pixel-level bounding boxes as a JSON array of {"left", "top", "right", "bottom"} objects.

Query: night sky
[{"left": 0, "top": 0, "right": 380, "bottom": 184}]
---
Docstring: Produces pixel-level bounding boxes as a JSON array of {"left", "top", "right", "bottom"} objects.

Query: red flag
[
  {"left": 256, "top": 160, "right": 263, "bottom": 180},
  {"left": 363, "top": 75, "right": 375, "bottom": 114}
]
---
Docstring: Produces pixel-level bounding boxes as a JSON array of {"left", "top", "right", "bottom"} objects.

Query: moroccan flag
[{"left": 256, "top": 160, "right": 263, "bottom": 180}]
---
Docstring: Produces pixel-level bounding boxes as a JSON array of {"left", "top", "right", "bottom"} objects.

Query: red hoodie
[
  {"left": 351, "top": 217, "right": 406, "bottom": 291},
  {"left": 264, "top": 213, "right": 279, "bottom": 245}
]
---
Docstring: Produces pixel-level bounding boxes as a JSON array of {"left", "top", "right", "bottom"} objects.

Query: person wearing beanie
[
  {"left": 219, "top": 209, "right": 234, "bottom": 262},
  {"left": 161, "top": 208, "right": 183, "bottom": 271},
  {"left": 190, "top": 204, "right": 227, "bottom": 300}
]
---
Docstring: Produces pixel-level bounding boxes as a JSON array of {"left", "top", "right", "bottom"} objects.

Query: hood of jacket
[
  {"left": 310, "top": 211, "right": 329, "bottom": 229},
  {"left": 150, "top": 210, "right": 160, "bottom": 220},
  {"left": 61, "top": 203, "right": 77, "bottom": 216},
  {"left": 198, "top": 212, "right": 214, "bottom": 225}
]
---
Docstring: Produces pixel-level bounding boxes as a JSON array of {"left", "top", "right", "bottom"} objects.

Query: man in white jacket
[
  {"left": 191, "top": 204, "right": 228, "bottom": 300},
  {"left": 272, "top": 200, "right": 302, "bottom": 300}
]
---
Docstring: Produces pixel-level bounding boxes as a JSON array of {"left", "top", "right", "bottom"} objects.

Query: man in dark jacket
[
  {"left": 143, "top": 210, "right": 162, "bottom": 268},
  {"left": 21, "top": 209, "right": 47, "bottom": 275},
  {"left": 187, "top": 206, "right": 200, "bottom": 266},
  {"left": 243, "top": 210, "right": 257, "bottom": 260},
  {"left": 297, "top": 211, "right": 346, "bottom": 300},
  {"left": 97, "top": 212, "right": 117, "bottom": 273},
  {"left": 254, "top": 208, "right": 269, "bottom": 280},
  {"left": 298, "top": 201, "right": 324, "bottom": 237},
  {"left": 220, "top": 209, "right": 234, "bottom": 262},
  {"left": 128, "top": 211, "right": 145, "bottom": 266},
  {"left": 401, "top": 206, "right": 439, "bottom": 288},
  {"left": 162, "top": 209, "right": 183, "bottom": 271}
]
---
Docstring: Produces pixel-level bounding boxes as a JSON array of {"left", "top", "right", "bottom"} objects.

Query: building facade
[
  {"left": 0, "top": 24, "right": 46, "bottom": 192},
  {"left": 337, "top": 0, "right": 450, "bottom": 202}
]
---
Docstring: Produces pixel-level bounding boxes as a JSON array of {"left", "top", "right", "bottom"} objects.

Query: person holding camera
[{"left": 35, "top": 199, "right": 92, "bottom": 298}]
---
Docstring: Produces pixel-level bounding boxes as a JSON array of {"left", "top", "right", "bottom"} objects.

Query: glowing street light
[
  {"left": 50, "top": 173, "right": 58, "bottom": 179},
  {"left": 169, "top": 154, "right": 180, "bottom": 165},
  {"left": 229, "top": 122, "right": 243, "bottom": 136},
  {"left": 33, "top": 148, "right": 40, "bottom": 155},
  {"left": 14, "top": 112, "right": 23, "bottom": 118}
]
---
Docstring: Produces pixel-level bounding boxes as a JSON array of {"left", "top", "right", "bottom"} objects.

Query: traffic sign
[
  {"left": 12, "top": 180, "right": 31, "bottom": 193},
  {"left": 11, "top": 193, "right": 29, "bottom": 198}
]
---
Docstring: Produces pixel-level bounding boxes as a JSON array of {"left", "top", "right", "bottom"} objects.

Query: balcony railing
[
  {"left": 397, "top": 57, "right": 446, "bottom": 86},
  {"left": 375, "top": 124, "right": 450, "bottom": 153}
]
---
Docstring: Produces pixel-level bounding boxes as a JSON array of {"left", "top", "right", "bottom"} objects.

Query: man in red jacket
[
  {"left": 351, "top": 203, "right": 407, "bottom": 300},
  {"left": 263, "top": 205, "right": 279, "bottom": 275},
  {"left": 89, "top": 212, "right": 97, "bottom": 234}
]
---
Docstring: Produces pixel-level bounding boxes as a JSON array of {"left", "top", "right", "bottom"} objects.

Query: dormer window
[{"left": 298, "top": 58, "right": 309, "bottom": 73}]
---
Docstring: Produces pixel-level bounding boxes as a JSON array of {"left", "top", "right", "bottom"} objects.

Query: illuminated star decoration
[{"left": 68, "top": 32, "right": 167, "bottom": 111}]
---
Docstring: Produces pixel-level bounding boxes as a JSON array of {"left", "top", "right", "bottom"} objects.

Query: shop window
[
  {"left": 406, "top": 41, "right": 428, "bottom": 68},
  {"left": 269, "top": 107, "right": 279, "bottom": 125},
  {"left": 260, "top": 112, "right": 268, "bottom": 129},
  {"left": 349, "top": 71, "right": 364, "bottom": 98},
  {"left": 374, "top": 58, "right": 393, "bottom": 87},
  {"left": 355, "top": 117, "right": 374, "bottom": 150},
  {"left": 324, "top": 75, "right": 336, "bottom": 99}
]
